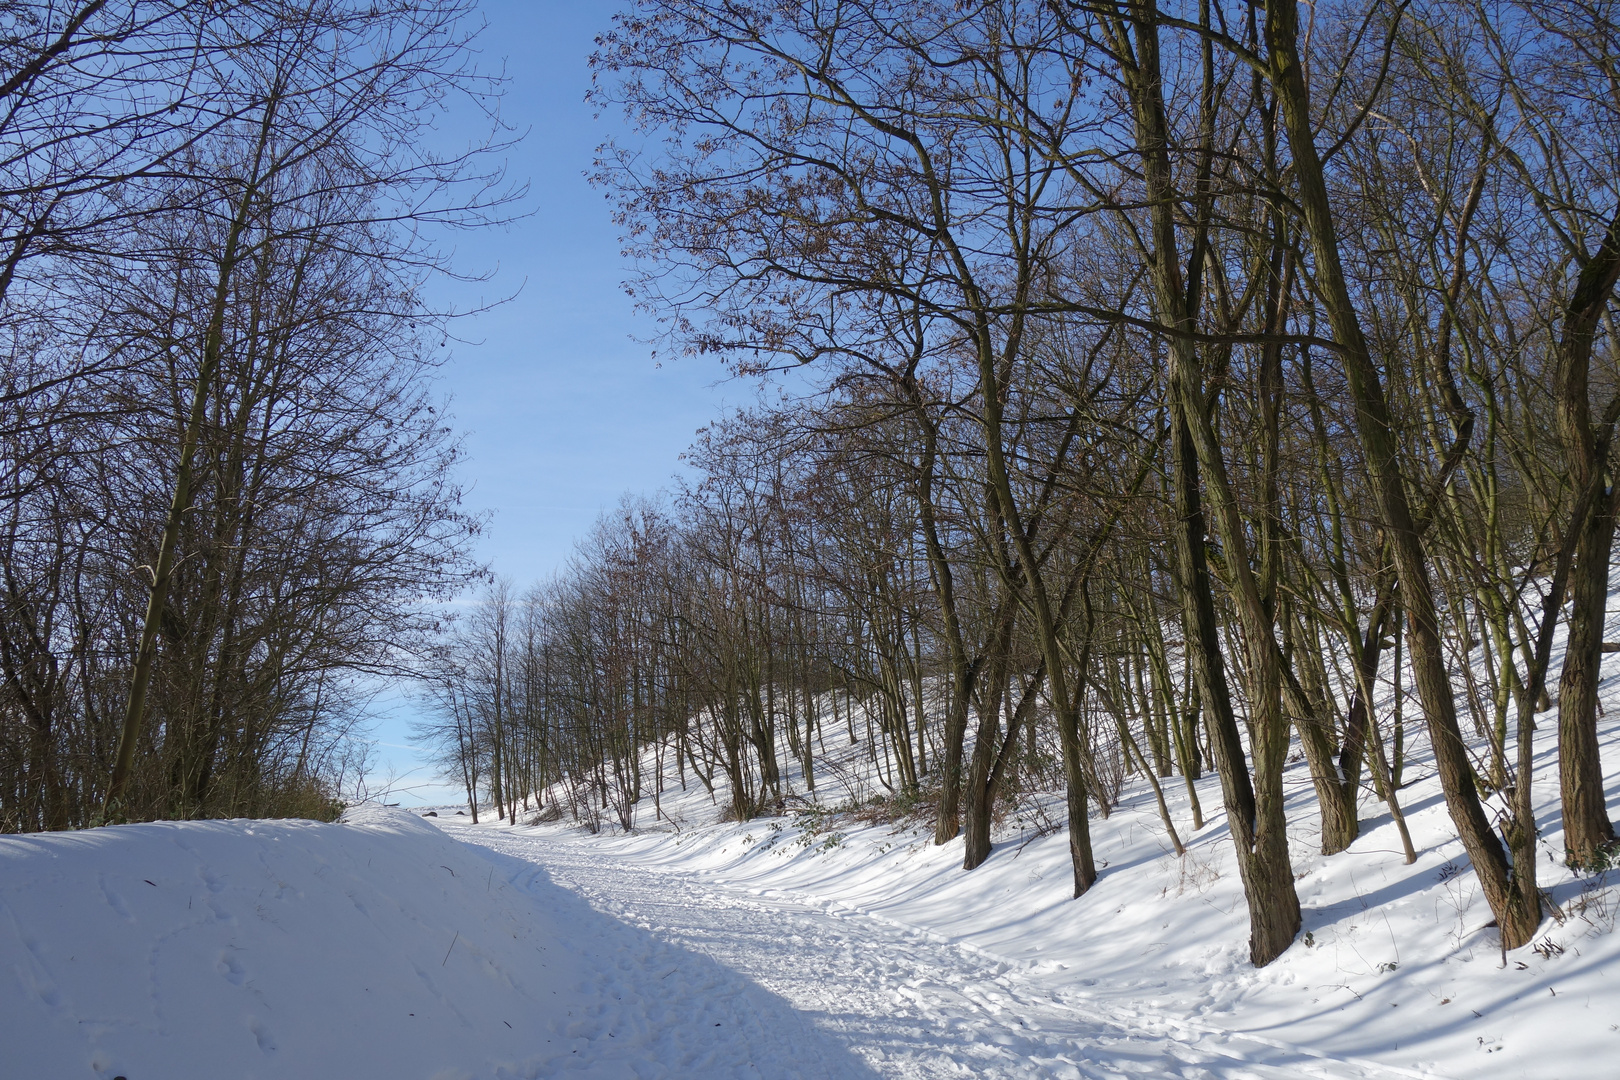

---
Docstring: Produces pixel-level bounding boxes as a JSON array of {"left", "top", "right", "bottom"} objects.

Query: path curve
[{"left": 447, "top": 824, "right": 1444, "bottom": 1080}]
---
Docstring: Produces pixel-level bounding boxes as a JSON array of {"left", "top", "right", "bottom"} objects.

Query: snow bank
[{"left": 1, "top": 803, "right": 844, "bottom": 1079}]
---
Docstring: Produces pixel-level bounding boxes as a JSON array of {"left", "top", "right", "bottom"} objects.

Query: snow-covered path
[{"left": 450, "top": 824, "right": 1437, "bottom": 1080}]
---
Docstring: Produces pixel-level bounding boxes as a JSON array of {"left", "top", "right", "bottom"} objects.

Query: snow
[
  {"left": 5, "top": 638, "right": 1620, "bottom": 1078},
  {"left": 0, "top": 804, "right": 866, "bottom": 1078},
  {"left": 4, "top": 747, "right": 1618, "bottom": 1080},
  {"left": 449, "top": 822, "right": 1441, "bottom": 1078},
  {"left": 445, "top": 656, "right": 1620, "bottom": 1078}
]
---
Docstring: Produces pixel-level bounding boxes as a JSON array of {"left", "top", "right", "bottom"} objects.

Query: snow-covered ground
[
  {"left": 4, "top": 727, "right": 1618, "bottom": 1079},
  {"left": 0, "top": 804, "right": 868, "bottom": 1079},
  {"left": 443, "top": 635, "right": 1620, "bottom": 1080},
  {"left": 5, "top": 636, "right": 1620, "bottom": 1078},
  {"left": 436, "top": 713, "right": 1619, "bottom": 1080},
  {"left": 450, "top": 821, "right": 1441, "bottom": 1078}
]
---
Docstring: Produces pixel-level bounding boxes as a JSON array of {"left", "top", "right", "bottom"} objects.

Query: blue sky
[{"left": 361, "top": 0, "right": 740, "bottom": 805}]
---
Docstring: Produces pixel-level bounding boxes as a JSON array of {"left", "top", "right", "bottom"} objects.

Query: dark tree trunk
[{"left": 1552, "top": 205, "right": 1620, "bottom": 868}]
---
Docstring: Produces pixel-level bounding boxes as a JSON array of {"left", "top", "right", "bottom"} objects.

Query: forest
[
  {"left": 417, "top": 0, "right": 1620, "bottom": 968},
  {"left": 0, "top": 1, "right": 507, "bottom": 831}
]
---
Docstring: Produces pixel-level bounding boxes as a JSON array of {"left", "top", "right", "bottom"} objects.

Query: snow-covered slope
[
  {"left": 501, "top": 670, "right": 1620, "bottom": 1078},
  {"left": 0, "top": 804, "right": 863, "bottom": 1079}
]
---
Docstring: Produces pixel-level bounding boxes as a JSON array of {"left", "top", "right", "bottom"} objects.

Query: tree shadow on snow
[{"left": 460, "top": 838, "right": 887, "bottom": 1080}]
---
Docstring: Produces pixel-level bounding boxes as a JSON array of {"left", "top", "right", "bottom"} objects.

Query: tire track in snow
[{"left": 450, "top": 826, "right": 1446, "bottom": 1080}]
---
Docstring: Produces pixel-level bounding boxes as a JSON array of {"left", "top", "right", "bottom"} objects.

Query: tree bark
[
  {"left": 102, "top": 98, "right": 280, "bottom": 821},
  {"left": 1552, "top": 205, "right": 1620, "bottom": 867},
  {"left": 1105, "top": 1, "right": 1299, "bottom": 964},
  {"left": 1264, "top": 0, "right": 1538, "bottom": 947}
]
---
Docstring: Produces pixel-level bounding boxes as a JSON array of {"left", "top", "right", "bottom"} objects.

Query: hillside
[{"left": 480, "top": 663, "right": 1620, "bottom": 1080}]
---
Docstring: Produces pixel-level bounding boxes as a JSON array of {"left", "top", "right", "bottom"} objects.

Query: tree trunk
[
  {"left": 103, "top": 98, "right": 280, "bottom": 821},
  {"left": 1552, "top": 205, "right": 1620, "bottom": 867},
  {"left": 1106, "top": 2, "right": 1299, "bottom": 963},
  {"left": 1559, "top": 488, "right": 1620, "bottom": 865},
  {"left": 1265, "top": 0, "right": 1538, "bottom": 947}
]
